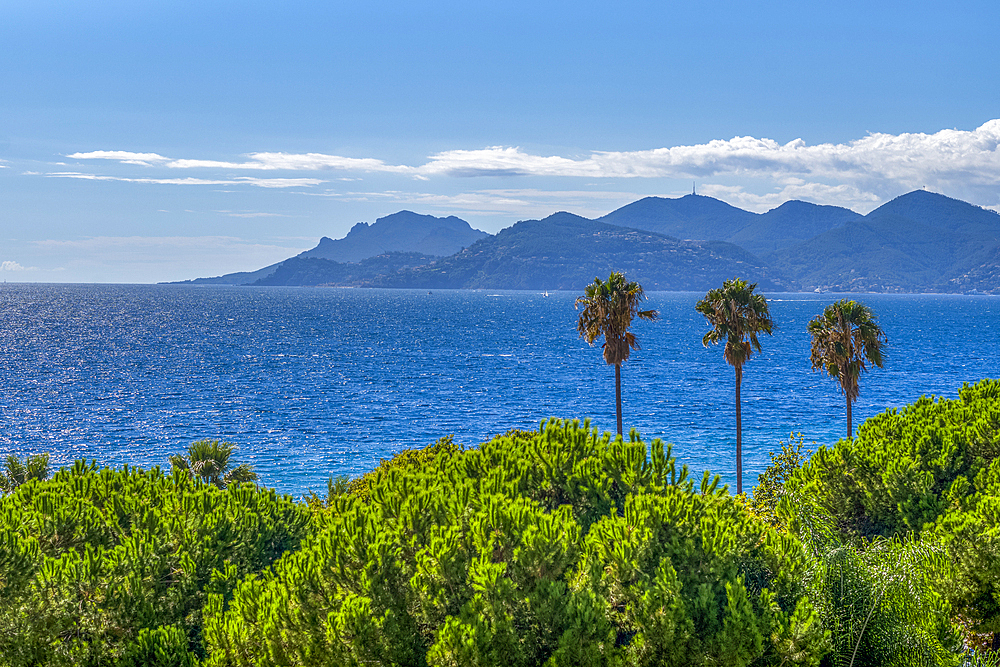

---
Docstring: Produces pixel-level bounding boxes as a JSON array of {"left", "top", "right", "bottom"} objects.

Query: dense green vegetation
[
  {"left": 206, "top": 420, "right": 826, "bottom": 666},
  {"left": 0, "top": 462, "right": 310, "bottom": 666},
  {"left": 786, "top": 378, "right": 1000, "bottom": 647},
  {"left": 4, "top": 380, "right": 1000, "bottom": 665},
  {"left": 0, "top": 452, "right": 50, "bottom": 494}
]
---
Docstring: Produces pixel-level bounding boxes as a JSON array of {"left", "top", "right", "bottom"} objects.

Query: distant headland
[{"left": 166, "top": 190, "right": 1000, "bottom": 294}]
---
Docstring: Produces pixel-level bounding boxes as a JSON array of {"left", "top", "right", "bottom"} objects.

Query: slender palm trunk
[
  {"left": 735, "top": 364, "right": 743, "bottom": 495},
  {"left": 847, "top": 393, "right": 853, "bottom": 439},
  {"left": 843, "top": 316, "right": 853, "bottom": 439},
  {"left": 615, "top": 363, "right": 623, "bottom": 437}
]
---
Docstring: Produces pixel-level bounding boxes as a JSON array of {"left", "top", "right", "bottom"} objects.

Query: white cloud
[
  {"left": 66, "top": 150, "right": 171, "bottom": 166},
  {"left": 44, "top": 172, "right": 323, "bottom": 188},
  {"left": 69, "top": 120, "right": 1000, "bottom": 181},
  {"left": 301, "top": 187, "right": 647, "bottom": 220},
  {"left": 62, "top": 120, "right": 1000, "bottom": 212},
  {"left": 697, "top": 183, "right": 881, "bottom": 213},
  {"left": 1, "top": 261, "right": 33, "bottom": 271},
  {"left": 67, "top": 150, "right": 415, "bottom": 174}
]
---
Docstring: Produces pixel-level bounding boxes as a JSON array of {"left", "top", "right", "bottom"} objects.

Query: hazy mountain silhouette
[
  {"left": 597, "top": 194, "right": 859, "bottom": 255},
  {"left": 300, "top": 211, "right": 488, "bottom": 263},
  {"left": 258, "top": 212, "right": 789, "bottom": 291},
  {"left": 736, "top": 201, "right": 862, "bottom": 255},
  {"left": 597, "top": 194, "right": 757, "bottom": 241},
  {"left": 169, "top": 190, "right": 1000, "bottom": 294},
  {"left": 254, "top": 252, "right": 438, "bottom": 287},
  {"left": 171, "top": 210, "right": 487, "bottom": 285},
  {"left": 771, "top": 191, "right": 1000, "bottom": 292}
]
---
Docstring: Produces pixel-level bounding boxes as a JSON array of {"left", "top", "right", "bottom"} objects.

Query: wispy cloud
[
  {"left": 68, "top": 120, "right": 1000, "bottom": 182},
  {"left": 62, "top": 120, "right": 1000, "bottom": 212},
  {"left": 697, "top": 182, "right": 881, "bottom": 213},
  {"left": 45, "top": 172, "right": 323, "bottom": 188},
  {"left": 67, "top": 150, "right": 416, "bottom": 174},
  {"left": 1, "top": 260, "right": 34, "bottom": 271},
  {"left": 217, "top": 211, "right": 291, "bottom": 218},
  {"left": 302, "top": 188, "right": 647, "bottom": 219}
]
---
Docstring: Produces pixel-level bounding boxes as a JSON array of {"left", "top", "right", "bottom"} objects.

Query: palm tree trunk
[
  {"left": 735, "top": 364, "right": 743, "bottom": 495},
  {"left": 615, "top": 363, "right": 623, "bottom": 437},
  {"left": 847, "top": 393, "right": 853, "bottom": 439}
]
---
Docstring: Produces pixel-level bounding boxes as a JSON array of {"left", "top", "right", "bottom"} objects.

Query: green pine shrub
[
  {"left": 204, "top": 419, "right": 824, "bottom": 667},
  {"left": 0, "top": 461, "right": 311, "bottom": 667},
  {"left": 784, "top": 379, "right": 1000, "bottom": 639}
]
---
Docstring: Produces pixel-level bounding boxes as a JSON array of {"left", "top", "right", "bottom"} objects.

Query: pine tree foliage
[
  {"left": 785, "top": 379, "right": 1000, "bottom": 641},
  {"left": 0, "top": 461, "right": 310, "bottom": 666},
  {"left": 749, "top": 433, "right": 811, "bottom": 528},
  {"left": 204, "top": 419, "right": 824, "bottom": 667}
]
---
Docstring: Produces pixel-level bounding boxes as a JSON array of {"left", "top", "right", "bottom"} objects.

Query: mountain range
[{"left": 170, "top": 190, "right": 1000, "bottom": 294}]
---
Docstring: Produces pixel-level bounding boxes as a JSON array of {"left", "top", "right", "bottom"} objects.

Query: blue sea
[{"left": 0, "top": 284, "right": 997, "bottom": 497}]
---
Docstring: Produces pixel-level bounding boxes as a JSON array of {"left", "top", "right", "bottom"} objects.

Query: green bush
[
  {"left": 205, "top": 419, "right": 823, "bottom": 667},
  {"left": 785, "top": 378, "right": 1000, "bottom": 642},
  {"left": 0, "top": 461, "right": 311, "bottom": 667},
  {"left": 748, "top": 433, "right": 812, "bottom": 529},
  {"left": 786, "top": 379, "right": 1000, "bottom": 539},
  {"left": 786, "top": 498, "right": 960, "bottom": 667}
]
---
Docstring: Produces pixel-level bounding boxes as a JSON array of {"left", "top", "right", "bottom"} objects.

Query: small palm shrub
[
  {"left": 169, "top": 439, "right": 258, "bottom": 489},
  {"left": 0, "top": 453, "right": 50, "bottom": 494}
]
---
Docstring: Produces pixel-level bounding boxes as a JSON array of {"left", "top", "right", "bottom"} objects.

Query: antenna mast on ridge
[{"left": 692, "top": 181, "right": 696, "bottom": 195}]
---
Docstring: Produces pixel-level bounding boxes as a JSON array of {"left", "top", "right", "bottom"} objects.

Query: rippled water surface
[{"left": 1, "top": 284, "right": 997, "bottom": 496}]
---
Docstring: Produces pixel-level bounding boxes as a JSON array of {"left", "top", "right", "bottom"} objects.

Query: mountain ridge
[
  {"left": 166, "top": 190, "right": 1000, "bottom": 294},
  {"left": 254, "top": 211, "right": 788, "bottom": 291}
]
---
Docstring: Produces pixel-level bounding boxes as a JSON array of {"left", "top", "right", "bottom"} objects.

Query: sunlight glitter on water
[{"left": 1, "top": 284, "right": 997, "bottom": 497}]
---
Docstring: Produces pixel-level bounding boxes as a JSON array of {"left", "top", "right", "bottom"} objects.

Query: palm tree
[
  {"left": 808, "top": 299, "right": 886, "bottom": 439},
  {"left": 576, "top": 272, "right": 659, "bottom": 437},
  {"left": 169, "top": 439, "right": 258, "bottom": 489},
  {"left": 0, "top": 453, "right": 51, "bottom": 494},
  {"left": 696, "top": 278, "right": 773, "bottom": 495}
]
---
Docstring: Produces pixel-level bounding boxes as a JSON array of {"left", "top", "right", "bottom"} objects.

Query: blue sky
[{"left": 2, "top": 0, "right": 998, "bottom": 283}]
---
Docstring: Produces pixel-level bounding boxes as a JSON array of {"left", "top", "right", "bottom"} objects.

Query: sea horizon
[{"left": 1, "top": 284, "right": 996, "bottom": 497}]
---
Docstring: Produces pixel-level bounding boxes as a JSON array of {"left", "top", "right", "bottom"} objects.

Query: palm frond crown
[
  {"left": 169, "top": 439, "right": 258, "bottom": 489},
  {"left": 695, "top": 278, "right": 774, "bottom": 367},
  {"left": 575, "top": 271, "right": 659, "bottom": 366},
  {"left": 808, "top": 299, "right": 886, "bottom": 402}
]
